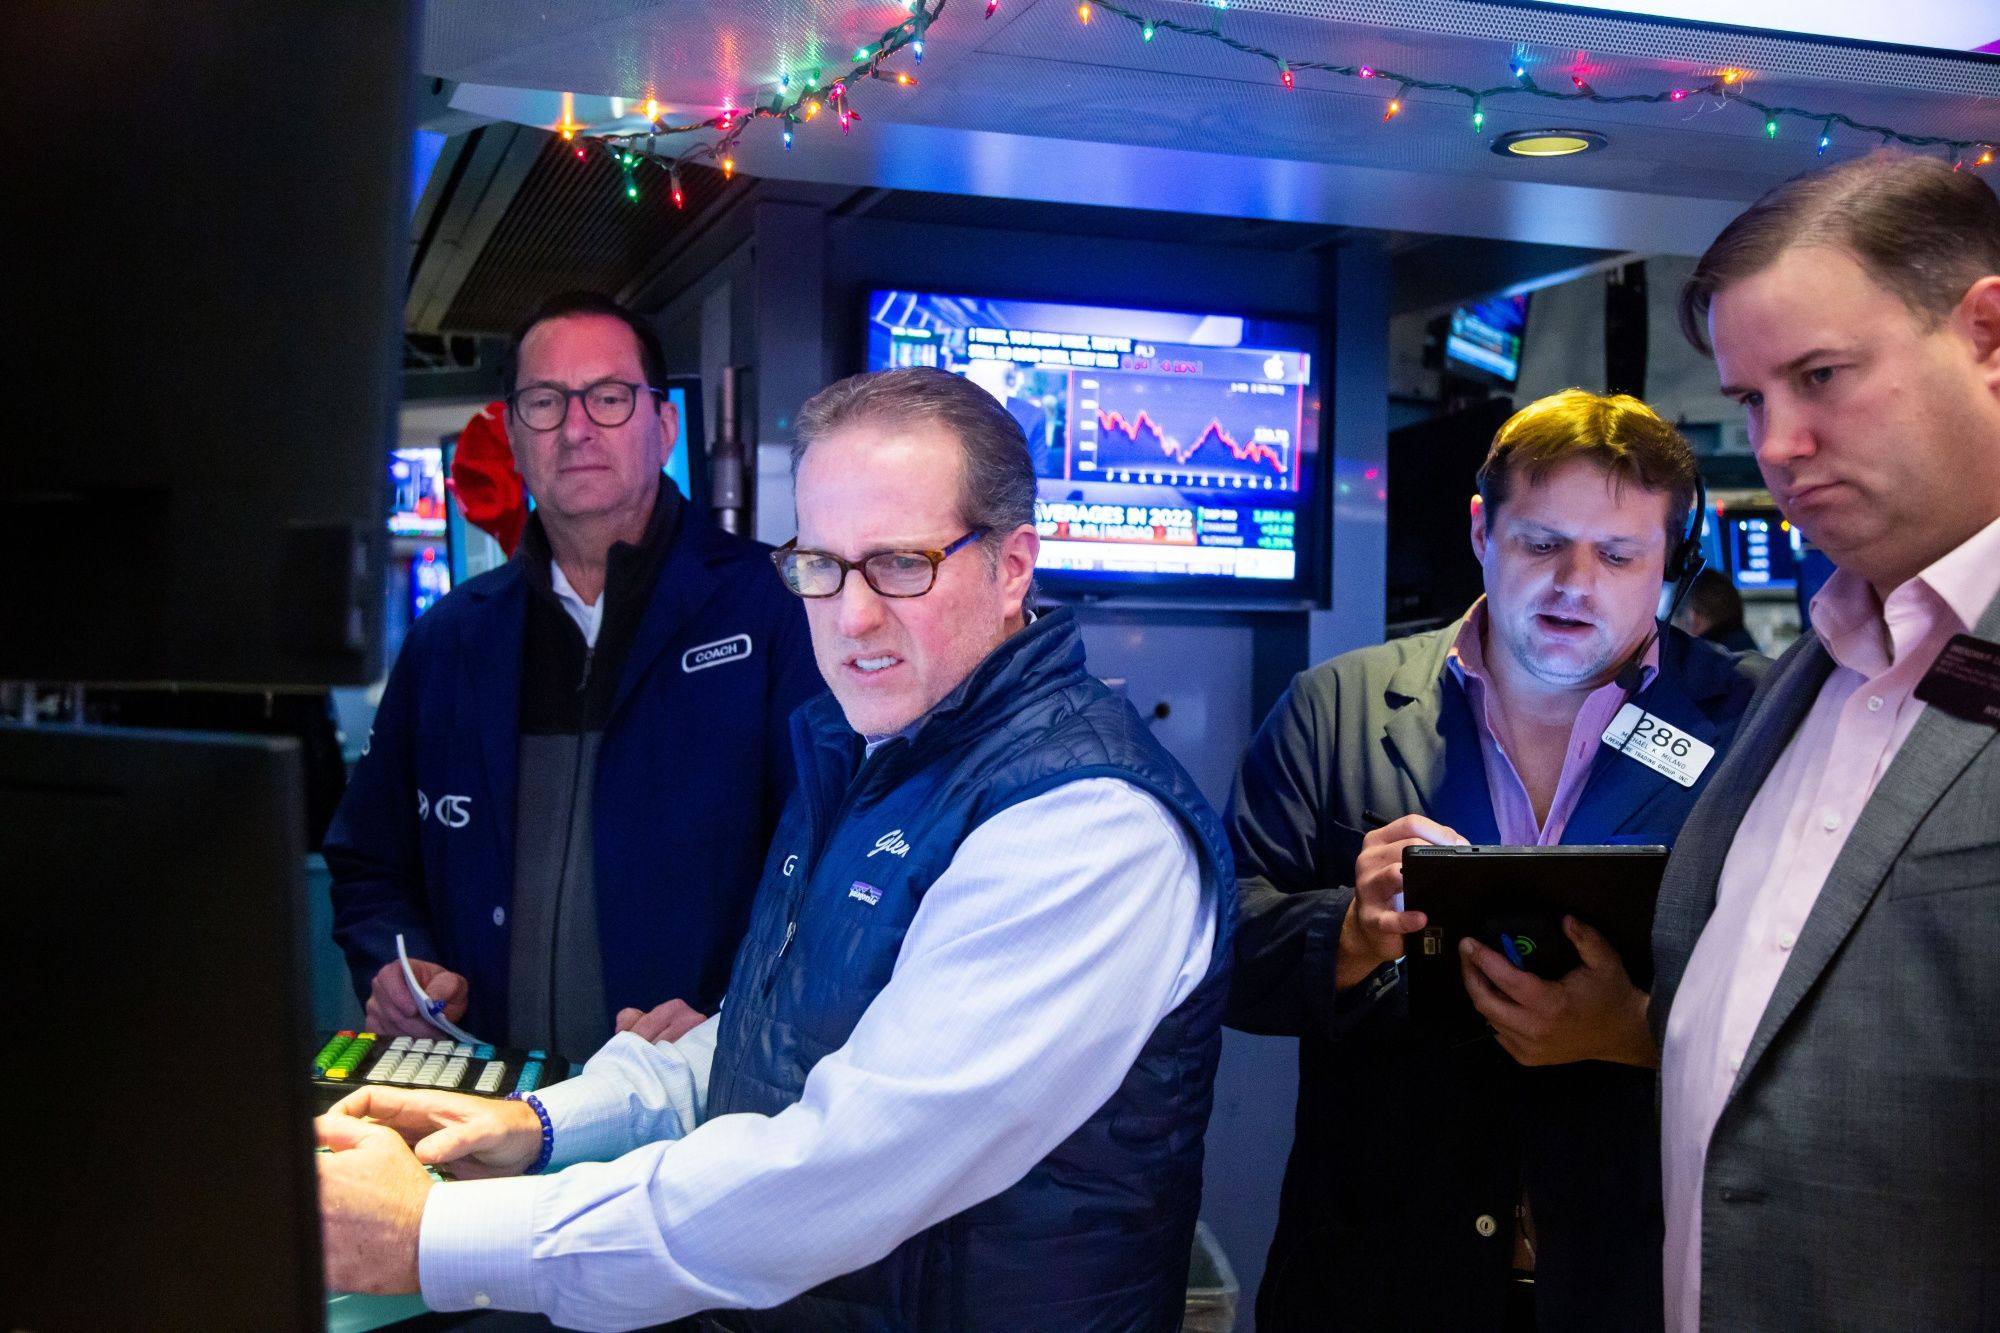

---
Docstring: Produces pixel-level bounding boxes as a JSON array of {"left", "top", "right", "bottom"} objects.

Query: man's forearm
[
  {"left": 1226, "top": 879, "right": 1344, "bottom": 1035},
  {"left": 531, "top": 1022, "right": 713, "bottom": 1168}
]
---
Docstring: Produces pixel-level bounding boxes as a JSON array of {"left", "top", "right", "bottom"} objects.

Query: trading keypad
[{"left": 310, "top": 1032, "right": 568, "bottom": 1112}]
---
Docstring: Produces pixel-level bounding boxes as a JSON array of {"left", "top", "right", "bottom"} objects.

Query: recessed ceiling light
[{"left": 1493, "top": 129, "right": 1608, "bottom": 158}]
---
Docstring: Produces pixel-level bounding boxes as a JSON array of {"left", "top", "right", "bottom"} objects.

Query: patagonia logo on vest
[
  {"left": 868, "top": 829, "right": 911, "bottom": 858},
  {"left": 848, "top": 880, "right": 883, "bottom": 906},
  {"left": 683, "top": 634, "right": 753, "bottom": 673}
]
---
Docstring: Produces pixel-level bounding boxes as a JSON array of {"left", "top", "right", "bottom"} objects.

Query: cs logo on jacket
[{"left": 417, "top": 789, "right": 473, "bottom": 829}]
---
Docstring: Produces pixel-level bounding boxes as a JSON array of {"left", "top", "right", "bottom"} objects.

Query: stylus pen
[
  {"left": 1499, "top": 934, "right": 1526, "bottom": 968},
  {"left": 1363, "top": 808, "right": 1392, "bottom": 830}
]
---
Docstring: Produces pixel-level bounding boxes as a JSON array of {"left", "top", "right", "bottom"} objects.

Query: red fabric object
[{"left": 447, "top": 400, "right": 527, "bottom": 556}]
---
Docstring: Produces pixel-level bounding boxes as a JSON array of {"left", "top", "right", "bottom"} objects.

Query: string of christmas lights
[
  {"left": 1077, "top": 0, "right": 1997, "bottom": 165},
  {"left": 569, "top": 0, "right": 948, "bottom": 206},
  {"left": 567, "top": 0, "right": 1996, "bottom": 207}
]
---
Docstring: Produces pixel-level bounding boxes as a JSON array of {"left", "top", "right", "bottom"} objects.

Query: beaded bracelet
[{"left": 506, "top": 1091, "right": 555, "bottom": 1174}]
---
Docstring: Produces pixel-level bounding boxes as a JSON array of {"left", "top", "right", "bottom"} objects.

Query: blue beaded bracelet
[{"left": 506, "top": 1091, "right": 555, "bottom": 1174}]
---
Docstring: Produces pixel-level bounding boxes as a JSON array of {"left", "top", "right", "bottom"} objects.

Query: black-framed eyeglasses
[
  {"left": 507, "top": 379, "right": 663, "bottom": 431},
  {"left": 772, "top": 529, "right": 988, "bottom": 599}
]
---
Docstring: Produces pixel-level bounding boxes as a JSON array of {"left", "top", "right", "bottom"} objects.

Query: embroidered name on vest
[{"left": 868, "top": 829, "right": 912, "bottom": 858}]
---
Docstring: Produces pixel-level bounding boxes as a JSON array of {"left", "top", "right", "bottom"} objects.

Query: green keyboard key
[{"left": 313, "top": 1032, "right": 356, "bottom": 1075}]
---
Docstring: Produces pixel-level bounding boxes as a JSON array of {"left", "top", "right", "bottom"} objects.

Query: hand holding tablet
[
  {"left": 1335, "top": 814, "right": 1469, "bottom": 991},
  {"left": 1400, "top": 844, "right": 1666, "bottom": 1067}
]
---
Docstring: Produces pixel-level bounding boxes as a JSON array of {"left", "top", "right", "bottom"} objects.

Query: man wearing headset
[{"left": 1227, "top": 390, "right": 1765, "bottom": 1331}]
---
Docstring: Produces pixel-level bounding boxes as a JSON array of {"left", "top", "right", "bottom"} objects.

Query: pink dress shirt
[
  {"left": 1660, "top": 514, "right": 2000, "bottom": 1331},
  {"left": 1447, "top": 599, "right": 1660, "bottom": 844}
]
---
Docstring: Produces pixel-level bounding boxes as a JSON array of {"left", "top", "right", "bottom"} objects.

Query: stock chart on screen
[{"left": 867, "top": 291, "right": 1319, "bottom": 598}]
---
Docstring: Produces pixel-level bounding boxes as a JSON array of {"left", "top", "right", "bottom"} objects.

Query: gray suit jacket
[{"left": 1652, "top": 592, "right": 2000, "bottom": 1330}]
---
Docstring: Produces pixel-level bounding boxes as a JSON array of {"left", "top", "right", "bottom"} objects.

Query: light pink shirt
[
  {"left": 1661, "top": 513, "right": 2000, "bottom": 1331},
  {"left": 1447, "top": 599, "right": 1659, "bottom": 844}
]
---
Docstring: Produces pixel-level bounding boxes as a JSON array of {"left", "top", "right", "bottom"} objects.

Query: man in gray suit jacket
[{"left": 1654, "top": 150, "right": 2000, "bottom": 1329}]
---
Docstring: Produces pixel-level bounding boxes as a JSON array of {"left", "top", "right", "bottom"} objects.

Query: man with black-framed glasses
[
  {"left": 325, "top": 290, "right": 822, "bottom": 1065},
  {"left": 317, "top": 366, "right": 1236, "bottom": 1332}
]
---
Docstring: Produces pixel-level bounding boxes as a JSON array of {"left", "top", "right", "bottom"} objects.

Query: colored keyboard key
[{"left": 311, "top": 1031, "right": 355, "bottom": 1076}]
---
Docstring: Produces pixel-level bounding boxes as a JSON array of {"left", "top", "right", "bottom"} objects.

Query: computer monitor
[
  {"left": 409, "top": 546, "right": 452, "bottom": 619},
  {"left": 1, "top": 5, "right": 413, "bottom": 687},
  {"left": 664, "top": 374, "right": 707, "bottom": 511},
  {"left": 866, "top": 291, "right": 1323, "bottom": 605},
  {"left": 389, "top": 447, "right": 449, "bottom": 538},
  {"left": 0, "top": 725, "right": 322, "bottom": 1331},
  {"left": 1720, "top": 509, "right": 1799, "bottom": 591},
  {"left": 1444, "top": 295, "right": 1530, "bottom": 386}
]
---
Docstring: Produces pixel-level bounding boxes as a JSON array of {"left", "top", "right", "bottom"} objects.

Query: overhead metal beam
[{"left": 404, "top": 123, "right": 546, "bottom": 333}]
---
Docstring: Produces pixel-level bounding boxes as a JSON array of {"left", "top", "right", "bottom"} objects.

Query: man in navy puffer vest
[{"left": 316, "top": 367, "right": 1236, "bottom": 1333}]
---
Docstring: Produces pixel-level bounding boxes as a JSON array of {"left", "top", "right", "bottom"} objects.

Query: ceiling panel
[
  {"left": 422, "top": 0, "right": 2000, "bottom": 194},
  {"left": 415, "top": 0, "right": 2000, "bottom": 263}
]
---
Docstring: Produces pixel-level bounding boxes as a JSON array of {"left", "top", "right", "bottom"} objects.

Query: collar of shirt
[
  {"left": 1445, "top": 597, "right": 1661, "bottom": 697},
  {"left": 1443, "top": 598, "right": 1661, "bottom": 844},
  {"left": 1807, "top": 511, "right": 2000, "bottom": 678},
  {"left": 863, "top": 725, "right": 917, "bottom": 760},
  {"left": 549, "top": 561, "right": 606, "bottom": 650}
]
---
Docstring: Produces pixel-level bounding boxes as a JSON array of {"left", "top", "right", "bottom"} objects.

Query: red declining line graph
[{"left": 1096, "top": 409, "right": 1288, "bottom": 474}]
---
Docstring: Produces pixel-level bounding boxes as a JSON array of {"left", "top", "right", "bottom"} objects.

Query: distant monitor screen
[
  {"left": 665, "top": 385, "right": 692, "bottom": 498},
  {"left": 867, "top": 290, "right": 1320, "bottom": 600},
  {"left": 409, "top": 546, "right": 451, "bottom": 618},
  {"left": 1724, "top": 511, "right": 1799, "bottom": 590},
  {"left": 1445, "top": 295, "right": 1528, "bottom": 384},
  {"left": 389, "top": 446, "right": 448, "bottom": 537}
]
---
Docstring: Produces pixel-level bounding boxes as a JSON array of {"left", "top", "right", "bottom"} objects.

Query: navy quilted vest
[{"left": 705, "top": 609, "right": 1236, "bottom": 1331}]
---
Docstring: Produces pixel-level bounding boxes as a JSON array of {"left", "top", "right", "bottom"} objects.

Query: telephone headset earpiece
[
  {"left": 1613, "top": 471, "right": 1709, "bottom": 695},
  {"left": 1663, "top": 471, "right": 1709, "bottom": 621}
]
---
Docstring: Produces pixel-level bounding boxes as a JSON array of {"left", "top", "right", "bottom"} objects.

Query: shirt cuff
[
  {"left": 531, "top": 1066, "right": 645, "bottom": 1170},
  {"left": 1303, "top": 886, "right": 1408, "bottom": 1040},
  {"left": 1329, "top": 959, "right": 1404, "bottom": 1032},
  {"left": 417, "top": 1176, "right": 543, "bottom": 1315}
]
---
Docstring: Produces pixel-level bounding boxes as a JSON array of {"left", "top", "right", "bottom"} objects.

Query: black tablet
[{"left": 1400, "top": 844, "right": 1669, "bottom": 1027}]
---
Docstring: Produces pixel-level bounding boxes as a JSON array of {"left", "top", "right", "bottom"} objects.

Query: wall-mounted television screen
[
  {"left": 389, "top": 445, "right": 448, "bottom": 537},
  {"left": 866, "top": 290, "right": 1322, "bottom": 604},
  {"left": 1445, "top": 294, "right": 1529, "bottom": 385}
]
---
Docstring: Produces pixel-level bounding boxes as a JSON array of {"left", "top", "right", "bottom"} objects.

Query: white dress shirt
[
  {"left": 548, "top": 561, "right": 603, "bottom": 648},
  {"left": 418, "top": 776, "right": 1215, "bottom": 1331}
]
